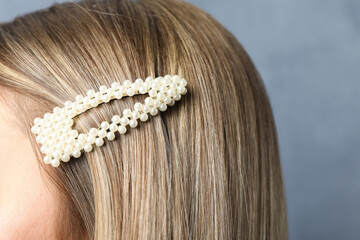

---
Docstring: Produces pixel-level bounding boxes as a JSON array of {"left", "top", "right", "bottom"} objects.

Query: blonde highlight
[{"left": 0, "top": 0, "right": 287, "bottom": 239}]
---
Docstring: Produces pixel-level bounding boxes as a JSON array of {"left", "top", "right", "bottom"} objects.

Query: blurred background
[{"left": 1, "top": 0, "right": 359, "bottom": 239}]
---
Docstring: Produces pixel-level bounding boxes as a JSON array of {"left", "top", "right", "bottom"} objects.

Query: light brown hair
[{"left": 0, "top": 0, "right": 287, "bottom": 239}]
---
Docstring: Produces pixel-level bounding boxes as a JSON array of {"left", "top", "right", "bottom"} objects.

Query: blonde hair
[{"left": 0, "top": 0, "right": 287, "bottom": 239}]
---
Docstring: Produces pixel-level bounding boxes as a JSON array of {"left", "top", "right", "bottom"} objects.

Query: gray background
[{"left": 1, "top": 0, "right": 359, "bottom": 239}]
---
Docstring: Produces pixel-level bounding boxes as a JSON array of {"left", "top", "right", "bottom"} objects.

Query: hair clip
[{"left": 30, "top": 75, "right": 188, "bottom": 167}]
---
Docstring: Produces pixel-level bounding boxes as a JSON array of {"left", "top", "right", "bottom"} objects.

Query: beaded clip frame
[{"left": 30, "top": 75, "right": 188, "bottom": 167}]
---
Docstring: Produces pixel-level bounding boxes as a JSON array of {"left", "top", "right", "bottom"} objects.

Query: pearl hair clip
[{"left": 30, "top": 75, "right": 188, "bottom": 167}]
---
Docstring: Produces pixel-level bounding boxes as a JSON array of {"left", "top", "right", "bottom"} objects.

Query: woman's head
[{"left": 0, "top": 0, "right": 287, "bottom": 239}]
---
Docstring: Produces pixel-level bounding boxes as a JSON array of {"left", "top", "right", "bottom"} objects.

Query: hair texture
[{"left": 0, "top": 0, "right": 287, "bottom": 239}]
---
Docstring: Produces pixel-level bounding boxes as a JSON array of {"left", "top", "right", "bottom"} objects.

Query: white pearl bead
[
  {"left": 123, "top": 109, "right": 132, "bottom": 117},
  {"left": 164, "top": 96, "right": 172, "bottom": 104},
  {"left": 149, "top": 89, "right": 157, "bottom": 97},
  {"left": 102, "top": 94, "right": 111, "bottom": 103},
  {"left": 64, "top": 146, "right": 72, "bottom": 155},
  {"left": 87, "top": 89, "right": 95, "bottom": 96},
  {"left": 44, "top": 156, "right": 52, "bottom": 164},
  {"left": 145, "top": 97, "right": 154, "bottom": 106},
  {"left": 154, "top": 99, "right": 161, "bottom": 108},
  {"left": 78, "top": 133, "right": 86, "bottom": 142},
  {"left": 111, "top": 82, "right": 120, "bottom": 89},
  {"left": 173, "top": 75, "right": 181, "bottom": 82},
  {"left": 70, "top": 130, "right": 78, "bottom": 138},
  {"left": 140, "top": 113, "right": 148, "bottom": 122},
  {"left": 36, "top": 135, "right": 42, "bottom": 143},
  {"left": 100, "top": 121, "right": 109, "bottom": 130},
  {"left": 151, "top": 82, "right": 159, "bottom": 90},
  {"left": 90, "top": 99, "right": 99, "bottom": 107},
  {"left": 120, "top": 117, "right": 129, "bottom": 125},
  {"left": 99, "top": 85, "right": 107, "bottom": 93},
  {"left": 114, "top": 91, "right": 123, "bottom": 99},
  {"left": 68, "top": 109, "right": 76, "bottom": 117},
  {"left": 61, "top": 155, "right": 70, "bottom": 162},
  {"left": 132, "top": 111, "right": 140, "bottom": 119},
  {"left": 109, "top": 123, "right": 118, "bottom": 132},
  {"left": 180, "top": 78, "right": 188, "bottom": 86},
  {"left": 51, "top": 134, "right": 58, "bottom": 142},
  {"left": 86, "top": 135, "right": 96, "bottom": 144},
  {"left": 135, "top": 78, "right": 143, "bottom": 84},
  {"left": 157, "top": 93, "right": 165, "bottom": 101},
  {"left": 59, "top": 108, "right": 66, "bottom": 115},
  {"left": 40, "top": 145, "right": 47, "bottom": 153},
  {"left": 159, "top": 86, "right": 167, "bottom": 93},
  {"left": 168, "top": 89, "right": 176, "bottom": 97},
  {"left": 111, "top": 115, "right": 121, "bottom": 123},
  {"left": 89, "top": 128, "right": 98, "bottom": 136},
  {"left": 118, "top": 86, "right": 125, "bottom": 94},
  {"left": 159, "top": 103, "right": 167, "bottom": 111},
  {"left": 62, "top": 126, "right": 70, "bottom": 133},
  {"left": 48, "top": 140, "right": 56, "bottom": 147},
  {"left": 64, "top": 101, "right": 72, "bottom": 108},
  {"left": 178, "top": 86, "right": 186, "bottom": 94},
  {"left": 66, "top": 138, "right": 75, "bottom": 145},
  {"left": 83, "top": 97, "right": 90, "bottom": 106},
  {"left": 72, "top": 150, "right": 81, "bottom": 158},
  {"left": 150, "top": 108, "right": 158, "bottom": 116},
  {"left": 155, "top": 77, "right": 162, "bottom": 83},
  {"left": 107, "top": 132, "right": 116, "bottom": 140},
  {"left": 145, "top": 76, "right": 153, "bottom": 82},
  {"left": 75, "top": 95, "right": 83, "bottom": 102},
  {"left": 139, "top": 86, "right": 147, "bottom": 94},
  {"left": 98, "top": 129, "right": 107, "bottom": 138},
  {"left": 145, "top": 81, "right": 151, "bottom": 89},
  {"left": 84, "top": 144, "right": 93, "bottom": 152},
  {"left": 51, "top": 159, "right": 60, "bottom": 167},
  {"left": 161, "top": 78, "right": 168, "bottom": 85},
  {"left": 53, "top": 151, "right": 62, "bottom": 159},
  {"left": 143, "top": 105, "right": 151, "bottom": 113},
  {"left": 53, "top": 106, "right": 61, "bottom": 113},
  {"left": 157, "top": 93, "right": 167, "bottom": 102},
  {"left": 56, "top": 142, "right": 64, "bottom": 150},
  {"left": 174, "top": 94, "right": 181, "bottom": 101},
  {"left": 94, "top": 92, "right": 102, "bottom": 100},
  {"left": 118, "top": 125, "right": 127, "bottom": 134},
  {"left": 134, "top": 102, "right": 143, "bottom": 111},
  {"left": 108, "top": 88, "right": 115, "bottom": 96},
  {"left": 123, "top": 80, "right": 131, "bottom": 86},
  {"left": 131, "top": 82, "right": 137, "bottom": 88},
  {"left": 129, "top": 119, "right": 138, "bottom": 128},
  {"left": 95, "top": 138, "right": 104, "bottom": 146},
  {"left": 107, "top": 89, "right": 114, "bottom": 98},
  {"left": 45, "top": 148, "right": 53, "bottom": 156},
  {"left": 75, "top": 142, "right": 83, "bottom": 150},
  {"left": 34, "top": 117, "right": 41, "bottom": 125},
  {"left": 65, "top": 118, "right": 74, "bottom": 126}
]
